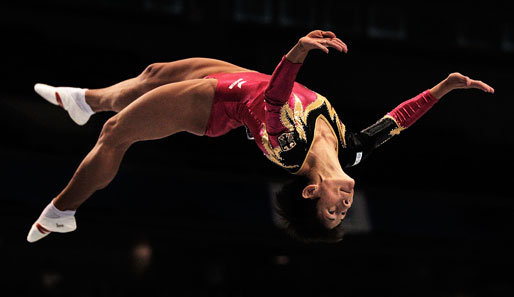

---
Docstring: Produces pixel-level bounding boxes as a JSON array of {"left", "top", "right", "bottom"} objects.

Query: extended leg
[
  {"left": 34, "top": 58, "right": 248, "bottom": 125},
  {"left": 86, "top": 58, "right": 249, "bottom": 113}
]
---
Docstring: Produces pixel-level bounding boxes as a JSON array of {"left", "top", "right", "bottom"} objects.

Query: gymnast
[{"left": 27, "top": 30, "right": 494, "bottom": 243}]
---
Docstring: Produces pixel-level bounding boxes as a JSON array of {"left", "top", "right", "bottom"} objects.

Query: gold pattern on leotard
[
  {"left": 261, "top": 92, "right": 348, "bottom": 169},
  {"left": 279, "top": 100, "right": 295, "bottom": 133},
  {"left": 316, "top": 93, "right": 346, "bottom": 147},
  {"left": 261, "top": 123, "right": 298, "bottom": 169}
]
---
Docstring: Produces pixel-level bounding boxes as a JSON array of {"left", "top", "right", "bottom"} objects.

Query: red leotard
[{"left": 205, "top": 56, "right": 342, "bottom": 172}]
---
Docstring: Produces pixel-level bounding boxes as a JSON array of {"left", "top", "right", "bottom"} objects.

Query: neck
[{"left": 297, "top": 118, "right": 344, "bottom": 182}]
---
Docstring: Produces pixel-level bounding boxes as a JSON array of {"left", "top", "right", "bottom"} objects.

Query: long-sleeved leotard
[{"left": 204, "top": 56, "right": 437, "bottom": 173}]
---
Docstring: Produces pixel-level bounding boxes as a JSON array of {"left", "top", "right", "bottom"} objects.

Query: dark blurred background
[{"left": 1, "top": 1, "right": 513, "bottom": 296}]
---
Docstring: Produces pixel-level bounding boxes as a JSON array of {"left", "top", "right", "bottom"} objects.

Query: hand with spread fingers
[
  {"left": 430, "top": 72, "right": 495, "bottom": 100},
  {"left": 286, "top": 30, "right": 348, "bottom": 63},
  {"left": 444, "top": 72, "right": 494, "bottom": 93},
  {"left": 298, "top": 30, "right": 348, "bottom": 54}
]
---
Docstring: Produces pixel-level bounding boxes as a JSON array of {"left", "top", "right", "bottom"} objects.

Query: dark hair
[{"left": 273, "top": 175, "right": 344, "bottom": 244}]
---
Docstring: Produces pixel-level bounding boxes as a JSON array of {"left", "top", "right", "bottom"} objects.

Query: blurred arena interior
[{"left": 1, "top": 1, "right": 513, "bottom": 296}]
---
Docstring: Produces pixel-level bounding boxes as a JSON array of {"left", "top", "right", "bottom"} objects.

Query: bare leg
[
  {"left": 53, "top": 78, "right": 217, "bottom": 210},
  {"left": 86, "top": 58, "right": 250, "bottom": 113}
]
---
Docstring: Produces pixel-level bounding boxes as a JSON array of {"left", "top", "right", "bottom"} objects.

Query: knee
[
  {"left": 98, "top": 116, "right": 131, "bottom": 150},
  {"left": 140, "top": 63, "right": 166, "bottom": 81}
]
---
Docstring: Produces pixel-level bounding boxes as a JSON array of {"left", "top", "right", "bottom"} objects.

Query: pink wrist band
[{"left": 386, "top": 90, "right": 437, "bottom": 128}]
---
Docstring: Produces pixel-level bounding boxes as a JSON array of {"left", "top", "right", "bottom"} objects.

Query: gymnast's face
[{"left": 302, "top": 176, "right": 355, "bottom": 229}]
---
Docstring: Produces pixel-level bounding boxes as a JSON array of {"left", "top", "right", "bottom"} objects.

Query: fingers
[
  {"left": 333, "top": 38, "right": 348, "bottom": 53},
  {"left": 306, "top": 30, "right": 349, "bottom": 54},
  {"left": 463, "top": 74, "right": 495, "bottom": 93},
  {"left": 318, "top": 38, "right": 348, "bottom": 53},
  {"left": 322, "top": 33, "right": 348, "bottom": 52},
  {"left": 324, "top": 39, "right": 342, "bottom": 52},
  {"left": 312, "top": 41, "right": 330, "bottom": 54},
  {"left": 448, "top": 72, "right": 494, "bottom": 94},
  {"left": 469, "top": 79, "right": 495, "bottom": 93},
  {"left": 321, "top": 31, "right": 336, "bottom": 38}
]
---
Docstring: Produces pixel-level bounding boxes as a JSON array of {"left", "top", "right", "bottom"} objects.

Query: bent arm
[
  {"left": 264, "top": 30, "right": 347, "bottom": 137},
  {"left": 263, "top": 56, "right": 303, "bottom": 138},
  {"left": 264, "top": 56, "right": 303, "bottom": 108}
]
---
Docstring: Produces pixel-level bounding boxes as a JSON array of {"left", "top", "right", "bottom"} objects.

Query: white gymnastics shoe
[
  {"left": 34, "top": 83, "right": 94, "bottom": 126},
  {"left": 27, "top": 215, "right": 77, "bottom": 243}
]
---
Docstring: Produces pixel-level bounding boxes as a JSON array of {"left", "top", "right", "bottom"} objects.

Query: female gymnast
[{"left": 27, "top": 30, "right": 494, "bottom": 243}]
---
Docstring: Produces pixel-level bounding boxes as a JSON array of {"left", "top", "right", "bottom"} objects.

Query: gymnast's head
[{"left": 273, "top": 173, "right": 354, "bottom": 243}]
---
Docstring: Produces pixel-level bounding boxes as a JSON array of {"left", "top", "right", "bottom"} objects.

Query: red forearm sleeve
[
  {"left": 264, "top": 56, "right": 303, "bottom": 106},
  {"left": 264, "top": 56, "right": 303, "bottom": 136},
  {"left": 386, "top": 89, "right": 438, "bottom": 129}
]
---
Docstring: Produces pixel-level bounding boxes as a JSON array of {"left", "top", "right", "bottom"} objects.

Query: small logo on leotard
[
  {"left": 229, "top": 78, "right": 247, "bottom": 89},
  {"left": 278, "top": 132, "right": 296, "bottom": 152}
]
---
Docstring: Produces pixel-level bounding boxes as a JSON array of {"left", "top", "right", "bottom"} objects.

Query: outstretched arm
[
  {"left": 265, "top": 30, "right": 347, "bottom": 137},
  {"left": 430, "top": 72, "right": 494, "bottom": 99},
  {"left": 342, "top": 73, "right": 494, "bottom": 168},
  {"left": 387, "top": 73, "right": 494, "bottom": 129}
]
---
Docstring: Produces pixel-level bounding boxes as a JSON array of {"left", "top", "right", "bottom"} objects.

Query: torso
[{"left": 204, "top": 71, "right": 347, "bottom": 173}]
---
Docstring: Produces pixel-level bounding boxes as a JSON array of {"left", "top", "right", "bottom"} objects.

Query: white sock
[
  {"left": 61, "top": 87, "right": 95, "bottom": 115},
  {"left": 39, "top": 201, "right": 76, "bottom": 219}
]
